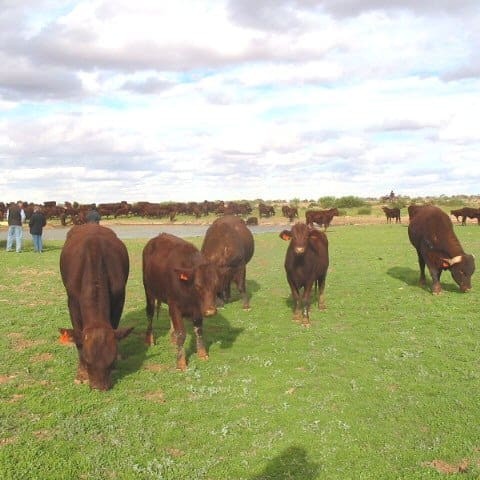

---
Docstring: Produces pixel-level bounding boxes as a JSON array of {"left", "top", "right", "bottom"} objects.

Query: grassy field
[{"left": 1, "top": 223, "right": 480, "bottom": 479}]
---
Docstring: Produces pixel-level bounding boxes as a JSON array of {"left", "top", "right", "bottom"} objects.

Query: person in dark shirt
[
  {"left": 29, "top": 206, "right": 47, "bottom": 252},
  {"left": 6, "top": 201, "right": 26, "bottom": 253}
]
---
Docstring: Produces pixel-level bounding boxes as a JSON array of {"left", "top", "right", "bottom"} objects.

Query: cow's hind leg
[
  {"left": 234, "top": 266, "right": 250, "bottom": 310},
  {"left": 193, "top": 317, "right": 208, "bottom": 361},
  {"left": 317, "top": 276, "right": 327, "bottom": 311},
  {"left": 145, "top": 292, "right": 157, "bottom": 345}
]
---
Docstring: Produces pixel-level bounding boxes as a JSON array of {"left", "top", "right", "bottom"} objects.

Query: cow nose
[
  {"left": 294, "top": 247, "right": 305, "bottom": 255},
  {"left": 204, "top": 307, "right": 217, "bottom": 317}
]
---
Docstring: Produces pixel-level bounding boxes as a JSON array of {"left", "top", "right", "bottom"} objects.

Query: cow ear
[
  {"left": 58, "top": 328, "right": 75, "bottom": 345},
  {"left": 280, "top": 230, "right": 292, "bottom": 241},
  {"left": 114, "top": 327, "right": 134, "bottom": 340}
]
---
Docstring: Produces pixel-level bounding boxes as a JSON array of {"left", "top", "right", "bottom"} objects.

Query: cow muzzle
[
  {"left": 294, "top": 247, "right": 305, "bottom": 255},
  {"left": 203, "top": 306, "right": 217, "bottom": 317}
]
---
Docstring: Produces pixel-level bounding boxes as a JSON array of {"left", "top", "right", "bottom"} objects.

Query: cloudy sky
[{"left": 1, "top": 0, "right": 479, "bottom": 204}]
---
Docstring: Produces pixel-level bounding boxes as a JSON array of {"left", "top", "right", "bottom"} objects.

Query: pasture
[{"left": 1, "top": 223, "right": 480, "bottom": 479}]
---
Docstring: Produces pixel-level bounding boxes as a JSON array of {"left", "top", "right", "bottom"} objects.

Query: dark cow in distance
[
  {"left": 59, "top": 224, "right": 133, "bottom": 390},
  {"left": 382, "top": 206, "right": 401, "bottom": 223},
  {"left": 282, "top": 205, "right": 299, "bottom": 222},
  {"left": 142, "top": 233, "right": 219, "bottom": 370},
  {"left": 201, "top": 215, "right": 254, "bottom": 310},
  {"left": 450, "top": 207, "right": 480, "bottom": 226},
  {"left": 305, "top": 208, "right": 339, "bottom": 230},
  {"left": 280, "top": 222, "right": 329, "bottom": 326},
  {"left": 408, "top": 205, "right": 475, "bottom": 294},
  {"left": 259, "top": 203, "right": 275, "bottom": 218}
]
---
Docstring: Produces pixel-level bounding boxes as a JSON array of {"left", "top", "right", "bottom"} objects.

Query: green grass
[{"left": 1, "top": 224, "right": 480, "bottom": 479}]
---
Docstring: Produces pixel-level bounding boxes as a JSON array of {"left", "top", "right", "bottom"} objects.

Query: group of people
[{"left": 4, "top": 202, "right": 101, "bottom": 253}]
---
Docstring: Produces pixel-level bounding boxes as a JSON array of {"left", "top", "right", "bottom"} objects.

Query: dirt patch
[{"left": 423, "top": 459, "right": 469, "bottom": 474}]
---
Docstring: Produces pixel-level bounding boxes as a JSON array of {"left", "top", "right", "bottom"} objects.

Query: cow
[
  {"left": 246, "top": 216, "right": 258, "bottom": 226},
  {"left": 259, "top": 203, "right": 275, "bottom": 218},
  {"left": 59, "top": 224, "right": 133, "bottom": 390},
  {"left": 408, "top": 205, "right": 475, "bottom": 294},
  {"left": 282, "top": 205, "right": 299, "bottom": 222},
  {"left": 142, "top": 233, "right": 219, "bottom": 370},
  {"left": 408, "top": 204, "right": 427, "bottom": 221},
  {"left": 201, "top": 215, "right": 255, "bottom": 310},
  {"left": 305, "top": 208, "right": 339, "bottom": 230},
  {"left": 382, "top": 206, "right": 401, "bottom": 223},
  {"left": 451, "top": 207, "right": 480, "bottom": 226},
  {"left": 279, "top": 222, "right": 329, "bottom": 326}
]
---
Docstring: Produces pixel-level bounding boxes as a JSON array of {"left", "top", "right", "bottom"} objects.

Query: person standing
[
  {"left": 29, "top": 206, "right": 47, "bottom": 253},
  {"left": 6, "top": 201, "right": 26, "bottom": 253}
]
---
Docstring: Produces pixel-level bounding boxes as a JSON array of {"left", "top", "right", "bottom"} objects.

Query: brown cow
[
  {"left": 282, "top": 205, "right": 299, "bottom": 222},
  {"left": 408, "top": 205, "right": 475, "bottom": 294},
  {"left": 382, "top": 206, "right": 401, "bottom": 223},
  {"left": 142, "top": 233, "right": 219, "bottom": 370},
  {"left": 59, "top": 224, "right": 133, "bottom": 390},
  {"left": 280, "top": 222, "right": 329, "bottom": 326},
  {"left": 305, "top": 208, "right": 339, "bottom": 230},
  {"left": 201, "top": 215, "right": 255, "bottom": 309},
  {"left": 451, "top": 207, "right": 480, "bottom": 226}
]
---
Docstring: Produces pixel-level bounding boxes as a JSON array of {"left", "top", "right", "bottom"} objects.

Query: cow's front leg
[
  {"left": 428, "top": 267, "right": 443, "bottom": 295},
  {"left": 169, "top": 305, "right": 187, "bottom": 371},
  {"left": 317, "top": 276, "right": 327, "bottom": 311},
  {"left": 75, "top": 351, "right": 89, "bottom": 385},
  {"left": 301, "top": 285, "right": 313, "bottom": 327},
  {"left": 193, "top": 317, "right": 208, "bottom": 360}
]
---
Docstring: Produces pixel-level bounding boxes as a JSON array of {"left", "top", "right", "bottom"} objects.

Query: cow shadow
[
  {"left": 387, "top": 266, "right": 459, "bottom": 293},
  {"left": 121, "top": 306, "right": 244, "bottom": 369},
  {"left": 250, "top": 445, "right": 321, "bottom": 480}
]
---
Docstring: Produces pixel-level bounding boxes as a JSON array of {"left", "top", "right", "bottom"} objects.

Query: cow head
[
  {"left": 280, "top": 223, "right": 322, "bottom": 255},
  {"left": 444, "top": 254, "right": 475, "bottom": 292},
  {"left": 60, "top": 326, "right": 133, "bottom": 390},
  {"left": 175, "top": 259, "right": 219, "bottom": 317}
]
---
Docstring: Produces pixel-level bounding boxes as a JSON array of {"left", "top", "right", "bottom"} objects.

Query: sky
[{"left": 1, "top": 0, "right": 480, "bottom": 204}]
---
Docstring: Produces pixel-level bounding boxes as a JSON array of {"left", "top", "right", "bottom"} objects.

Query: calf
[
  {"left": 59, "top": 224, "right": 133, "bottom": 390},
  {"left": 143, "top": 233, "right": 219, "bottom": 370},
  {"left": 280, "top": 223, "right": 329, "bottom": 326},
  {"left": 201, "top": 215, "right": 254, "bottom": 309},
  {"left": 408, "top": 205, "right": 475, "bottom": 294}
]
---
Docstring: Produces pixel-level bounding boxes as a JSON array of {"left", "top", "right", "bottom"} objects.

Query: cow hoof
[
  {"left": 242, "top": 305, "right": 251, "bottom": 311},
  {"left": 145, "top": 334, "right": 154, "bottom": 346},
  {"left": 176, "top": 359, "right": 188, "bottom": 371},
  {"left": 198, "top": 352, "right": 209, "bottom": 361}
]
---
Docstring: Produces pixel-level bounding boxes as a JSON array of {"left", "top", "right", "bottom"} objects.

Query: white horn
[{"left": 448, "top": 255, "right": 463, "bottom": 265}]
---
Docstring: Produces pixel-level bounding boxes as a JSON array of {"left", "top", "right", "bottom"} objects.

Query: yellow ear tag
[{"left": 180, "top": 273, "right": 189, "bottom": 281}]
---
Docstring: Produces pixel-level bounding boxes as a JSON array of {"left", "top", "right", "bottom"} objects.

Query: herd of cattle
[{"left": 55, "top": 203, "right": 476, "bottom": 390}]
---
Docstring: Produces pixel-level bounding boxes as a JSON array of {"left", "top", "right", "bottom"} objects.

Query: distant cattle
[
  {"left": 59, "top": 224, "right": 133, "bottom": 390},
  {"left": 305, "top": 208, "right": 339, "bottom": 230},
  {"left": 408, "top": 205, "right": 475, "bottom": 294},
  {"left": 246, "top": 216, "right": 258, "bottom": 226},
  {"left": 201, "top": 215, "right": 254, "bottom": 310},
  {"left": 259, "top": 203, "right": 275, "bottom": 218},
  {"left": 142, "top": 233, "right": 219, "bottom": 370},
  {"left": 382, "top": 206, "right": 401, "bottom": 223},
  {"left": 280, "top": 223, "right": 329, "bottom": 326},
  {"left": 282, "top": 205, "right": 299, "bottom": 222},
  {"left": 450, "top": 207, "right": 480, "bottom": 226}
]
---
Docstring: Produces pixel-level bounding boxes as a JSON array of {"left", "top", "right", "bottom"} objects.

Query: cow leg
[
  {"left": 301, "top": 284, "right": 313, "bottom": 327},
  {"left": 288, "top": 280, "right": 302, "bottom": 322},
  {"left": 193, "top": 317, "right": 208, "bottom": 361},
  {"left": 234, "top": 266, "right": 250, "bottom": 310},
  {"left": 416, "top": 251, "right": 427, "bottom": 288},
  {"left": 428, "top": 267, "right": 443, "bottom": 295},
  {"left": 317, "top": 276, "right": 327, "bottom": 311},
  {"left": 110, "top": 291, "right": 125, "bottom": 330},
  {"left": 144, "top": 292, "right": 156, "bottom": 346},
  {"left": 169, "top": 305, "right": 187, "bottom": 371},
  {"left": 74, "top": 354, "right": 89, "bottom": 385}
]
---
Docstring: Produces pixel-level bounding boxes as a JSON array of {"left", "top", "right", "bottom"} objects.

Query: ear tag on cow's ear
[
  {"left": 441, "top": 260, "right": 450, "bottom": 269},
  {"left": 179, "top": 273, "right": 189, "bottom": 281}
]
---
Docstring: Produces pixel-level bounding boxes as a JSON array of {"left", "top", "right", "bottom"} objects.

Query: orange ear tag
[
  {"left": 179, "top": 273, "right": 189, "bottom": 281},
  {"left": 59, "top": 331, "right": 73, "bottom": 344}
]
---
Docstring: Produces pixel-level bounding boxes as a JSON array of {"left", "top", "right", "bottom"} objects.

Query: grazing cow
[
  {"left": 382, "top": 206, "right": 401, "bottom": 223},
  {"left": 280, "top": 223, "right": 329, "bottom": 326},
  {"left": 59, "top": 224, "right": 133, "bottom": 390},
  {"left": 282, "top": 205, "right": 299, "bottom": 222},
  {"left": 408, "top": 205, "right": 475, "bottom": 294},
  {"left": 246, "top": 216, "right": 258, "bottom": 226},
  {"left": 259, "top": 203, "right": 275, "bottom": 218},
  {"left": 451, "top": 207, "right": 480, "bottom": 226},
  {"left": 201, "top": 215, "right": 254, "bottom": 309},
  {"left": 142, "top": 233, "right": 219, "bottom": 370},
  {"left": 305, "top": 208, "right": 339, "bottom": 230}
]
